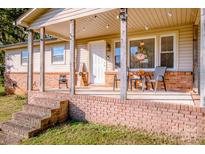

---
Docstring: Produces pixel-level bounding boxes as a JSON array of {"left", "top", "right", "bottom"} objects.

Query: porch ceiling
[{"left": 43, "top": 8, "right": 199, "bottom": 40}]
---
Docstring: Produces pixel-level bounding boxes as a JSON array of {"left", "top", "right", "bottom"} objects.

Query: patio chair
[
  {"left": 113, "top": 68, "right": 129, "bottom": 91},
  {"left": 145, "top": 66, "right": 167, "bottom": 93},
  {"left": 59, "top": 74, "right": 68, "bottom": 89}
]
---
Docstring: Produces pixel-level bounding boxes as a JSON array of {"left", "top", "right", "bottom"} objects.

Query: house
[
  {"left": 1, "top": 8, "right": 205, "bottom": 141},
  {"left": 3, "top": 9, "right": 199, "bottom": 95}
]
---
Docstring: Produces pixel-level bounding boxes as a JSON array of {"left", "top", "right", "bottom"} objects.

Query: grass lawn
[
  {"left": 22, "top": 121, "right": 184, "bottom": 145},
  {"left": 0, "top": 83, "right": 26, "bottom": 122}
]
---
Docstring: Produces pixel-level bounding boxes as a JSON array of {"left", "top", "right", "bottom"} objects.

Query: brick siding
[
  {"left": 4, "top": 72, "right": 88, "bottom": 95},
  {"left": 28, "top": 91, "right": 205, "bottom": 141},
  {"left": 105, "top": 71, "right": 193, "bottom": 91},
  {"left": 4, "top": 71, "right": 192, "bottom": 95}
]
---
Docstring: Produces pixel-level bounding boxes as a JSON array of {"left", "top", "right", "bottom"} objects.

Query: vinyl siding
[
  {"left": 76, "top": 44, "right": 89, "bottom": 72},
  {"left": 5, "top": 25, "right": 194, "bottom": 73},
  {"left": 178, "top": 25, "right": 193, "bottom": 71}
]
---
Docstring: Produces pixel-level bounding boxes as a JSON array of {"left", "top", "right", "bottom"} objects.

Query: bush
[
  {"left": 15, "top": 95, "right": 27, "bottom": 100},
  {"left": 0, "top": 76, "right": 4, "bottom": 85}
]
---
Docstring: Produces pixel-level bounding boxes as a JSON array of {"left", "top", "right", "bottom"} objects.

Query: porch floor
[{"left": 48, "top": 86, "right": 200, "bottom": 106}]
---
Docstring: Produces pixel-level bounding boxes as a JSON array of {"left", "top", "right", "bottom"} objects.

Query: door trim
[{"left": 88, "top": 40, "right": 106, "bottom": 84}]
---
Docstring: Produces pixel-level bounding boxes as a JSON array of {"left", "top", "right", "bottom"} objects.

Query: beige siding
[
  {"left": 76, "top": 44, "right": 89, "bottom": 72},
  {"left": 5, "top": 49, "right": 27, "bottom": 72},
  {"left": 108, "top": 25, "right": 194, "bottom": 71},
  {"left": 5, "top": 42, "right": 70, "bottom": 73},
  {"left": 5, "top": 25, "right": 194, "bottom": 73},
  {"left": 178, "top": 25, "right": 193, "bottom": 71}
]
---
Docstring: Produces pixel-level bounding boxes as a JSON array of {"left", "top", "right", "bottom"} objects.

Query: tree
[
  {"left": 0, "top": 8, "right": 29, "bottom": 80},
  {"left": 0, "top": 8, "right": 29, "bottom": 45}
]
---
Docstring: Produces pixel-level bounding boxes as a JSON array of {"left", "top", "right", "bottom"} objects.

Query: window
[
  {"left": 21, "top": 51, "right": 28, "bottom": 65},
  {"left": 114, "top": 42, "right": 120, "bottom": 69},
  {"left": 160, "top": 36, "right": 174, "bottom": 68},
  {"left": 52, "top": 46, "right": 65, "bottom": 64},
  {"left": 129, "top": 38, "right": 155, "bottom": 69}
]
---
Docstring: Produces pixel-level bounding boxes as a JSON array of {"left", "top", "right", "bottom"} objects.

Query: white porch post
[
  {"left": 40, "top": 27, "right": 45, "bottom": 92},
  {"left": 119, "top": 8, "right": 128, "bottom": 100},
  {"left": 70, "top": 19, "right": 76, "bottom": 95},
  {"left": 200, "top": 8, "right": 205, "bottom": 106},
  {"left": 27, "top": 30, "right": 34, "bottom": 91}
]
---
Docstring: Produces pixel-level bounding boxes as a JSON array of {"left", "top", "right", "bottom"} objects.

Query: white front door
[{"left": 90, "top": 41, "right": 106, "bottom": 84}]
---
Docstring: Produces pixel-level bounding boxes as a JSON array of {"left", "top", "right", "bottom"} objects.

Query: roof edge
[
  {"left": 16, "top": 8, "right": 37, "bottom": 27},
  {"left": 0, "top": 38, "right": 66, "bottom": 51}
]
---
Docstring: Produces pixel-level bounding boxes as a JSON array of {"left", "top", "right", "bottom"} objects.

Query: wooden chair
[
  {"left": 113, "top": 70, "right": 121, "bottom": 91},
  {"left": 59, "top": 74, "right": 68, "bottom": 89},
  {"left": 113, "top": 68, "right": 129, "bottom": 91},
  {"left": 145, "top": 66, "right": 167, "bottom": 93}
]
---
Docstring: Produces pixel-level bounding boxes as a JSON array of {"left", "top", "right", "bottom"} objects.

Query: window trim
[
  {"left": 128, "top": 36, "right": 157, "bottom": 71},
  {"left": 159, "top": 33, "right": 177, "bottom": 71},
  {"left": 21, "top": 50, "right": 28, "bottom": 66},
  {"left": 51, "top": 45, "right": 66, "bottom": 65}
]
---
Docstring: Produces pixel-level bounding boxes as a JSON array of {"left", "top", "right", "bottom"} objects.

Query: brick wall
[
  {"left": 105, "top": 71, "right": 193, "bottom": 91},
  {"left": 28, "top": 91, "right": 205, "bottom": 141},
  {"left": 4, "top": 71, "right": 193, "bottom": 95},
  {"left": 4, "top": 72, "right": 88, "bottom": 95}
]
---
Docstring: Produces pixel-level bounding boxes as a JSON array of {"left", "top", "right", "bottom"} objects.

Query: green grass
[
  {"left": 22, "top": 121, "right": 184, "bottom": 145},
  {"left": 0, "top": 84, "right": 26, "bottom": 122}
]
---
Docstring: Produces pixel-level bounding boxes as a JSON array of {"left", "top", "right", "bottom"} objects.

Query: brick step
[
  {"left": 29, "top": 97, "right": 61, "bottom": 109},
  {"left": 0, "top": 121, "right": 38, "bottom": 139},
  {"left": 12, "top": 112, "right": 50, "bottom": 129},
  {"left": 0, "top": 131, "right": 21, "bottom": 145},
  {"left": 0, "top": 94, "right": 69, "bottom": 144},
  {"left": 29, "top": 92, "right": 68, "bottom": 100},
  {"left": 23, "top": 104, "right": 52, "bottom": 117}
]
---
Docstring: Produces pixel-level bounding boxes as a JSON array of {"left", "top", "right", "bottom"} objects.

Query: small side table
[{"left": 129, "top": 76, "right": 145, "bottom": 91}]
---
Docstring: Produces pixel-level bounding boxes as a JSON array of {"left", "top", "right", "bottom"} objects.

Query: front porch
[
  {"left": 46, "top": 86, "right": 199, "bottom": 106},
  {"left": 18, "top": 8, "right": 205, "bottom": 106}
]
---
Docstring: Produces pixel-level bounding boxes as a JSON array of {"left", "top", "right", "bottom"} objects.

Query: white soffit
[{"left": 35, "top": 8, "right": 199, "bottom": 40}]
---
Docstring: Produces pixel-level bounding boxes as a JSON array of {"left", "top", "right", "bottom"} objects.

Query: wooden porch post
[
  {"left": 119, "top": 8, "right": 128, "bottom": 100},
  {"left": 70, "top": 19, "right": 76, "bottom": 95},
  {"left": 200, "top": 8, "right": 205, "bottom": 106},
  {"left": 27, "top": 30, "right": 34, "bottom": 91},
  {"left": 40, "top": 27, "right": 45, "bottom": 92}
]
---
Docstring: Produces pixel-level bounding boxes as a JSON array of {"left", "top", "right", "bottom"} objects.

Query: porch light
[
  {"left": 167, "top": 11, "right": 172, "bottom": 17},
  {"left": 119, "top": 9, "right": 128, "bottom": 21},
  {"left": 144, "top": 25, "right": 149, "bottom": 31},
  {"left": 82, "top": 27, "right": 86, "bottom": 31},
  {"left": 106, "top": 24, "right": 109, "bottom": 29}
]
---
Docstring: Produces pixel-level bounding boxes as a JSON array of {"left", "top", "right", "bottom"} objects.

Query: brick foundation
[
  {"left": 105, "top": 71, "right": 193, "bottom": 91},
  {"left": 4, "top": 71, "right": 193, "bottom": 95},
  {"left": 4, "top": 72, "right": 88, "bottom": 95},
  {"left": 28, "top": 91, "right": 205, "bottom": 141}
]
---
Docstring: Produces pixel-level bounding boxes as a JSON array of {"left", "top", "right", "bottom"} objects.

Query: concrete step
[
  {"left": 0, "top": 121, "right": 38, "bottom": 139},
  {"left": 23, "top": 104, "right": 51, "bottom": 117},
  {"left": 12, "top": 111, "right": 50, "bottom": 129},
  {"left": 0, "top": 131, "right": 21, "bottom": 145},
  {"left": 29, "top": 97, "right": 61, "bottom": 109}
]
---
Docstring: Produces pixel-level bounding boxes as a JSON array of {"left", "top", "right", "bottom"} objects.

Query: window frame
[
  {"left": 128, "top": 36, "right": 157, "bottom": 71},
  {"left": 21, "top": 50, "right": 28, "bottom": 66},
  {"left": 51, "top": 45, "right": 66, "bottom": 65},
  {"left": 159, "top": 33, "right": 177, "bottom": 71}
]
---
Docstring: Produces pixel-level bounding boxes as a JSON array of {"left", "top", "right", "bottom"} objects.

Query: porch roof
[{"left": 17, "top": 8, "right": 199, "bottom": 41}]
